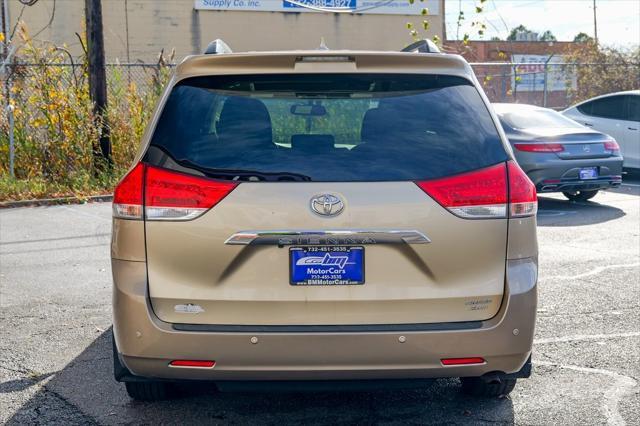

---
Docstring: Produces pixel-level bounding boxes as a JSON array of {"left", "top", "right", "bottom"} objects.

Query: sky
[{"left": 444, "top": 0, "right": 640, "bottom": 47}]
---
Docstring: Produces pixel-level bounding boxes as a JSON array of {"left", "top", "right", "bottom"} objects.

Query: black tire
[
  {"left": 460, "top": 377, "right": 517, "bottom": 397},
  {"left": 562, "top": 190, "right": 598, "bottom": 201},
  {"left": 125, "top": 381, "right": 172, "bottom": 401}
]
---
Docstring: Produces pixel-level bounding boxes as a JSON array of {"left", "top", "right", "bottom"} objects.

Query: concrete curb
[{"left": 0, "top": 194, "right": 113, "bottom": 209}]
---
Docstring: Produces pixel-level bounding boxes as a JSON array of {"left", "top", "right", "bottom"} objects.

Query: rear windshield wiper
[{"left": 176, "top": 159, "right": 312, "bottom": 182}]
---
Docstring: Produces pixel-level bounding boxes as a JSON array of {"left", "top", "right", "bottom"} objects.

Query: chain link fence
[
  {"left": 3, "top": 62, "right": 171, "bottom": 100},
  {"left": 471, "top": 62, "right": 639, "bottom": 110},
  {"left": 1, "top": 61, "right": 638, "bottom": 180},
  {"left": 4, "top": 61, "right": 636, "bottom": 109},
  {"left": 0, "top": 62, "right": 173, "bottom": 179}
]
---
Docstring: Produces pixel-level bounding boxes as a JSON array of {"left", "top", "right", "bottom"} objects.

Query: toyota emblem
[{"left": 310, "top": 194, "right": 344, "bottom": 217}]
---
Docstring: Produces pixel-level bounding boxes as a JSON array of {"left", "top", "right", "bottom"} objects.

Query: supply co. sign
[{"left": 194, "top": 0, "right": 440, "bottom": 15}]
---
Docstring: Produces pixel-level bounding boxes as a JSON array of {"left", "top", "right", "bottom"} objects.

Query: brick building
[{"left": 445, "top": 40, "right": 579, "bottom": 109}]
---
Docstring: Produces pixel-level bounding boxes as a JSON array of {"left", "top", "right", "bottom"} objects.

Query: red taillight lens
[
  {"left": 416, "top": 161, "right": 537, "bottom": 219},
  {"left": 169, "top": 360, "right": 216, "bottom": 368},
  {"left": 507, "top": 161, "right": 537, "bottom": 217},
  {"left": 145, "top": 166, "right": 238, "bottom": 221},
  {"left": 441, "top": 357, "right": 485, "bottom": 366},
  {"left": 514, "top": 143, "right": 564, "bottom": 153},
  {"left": 112, "top": 163, "right": 238, "bottom": 221},
  {"left": 113, "top": 163, "right": 145, "bottom": 219},
  {"left": 416, "top": 163, "right": 508, "bottom": 219},
  {"left": 604, "top": 140, "right": 620, "bottom": 151}
]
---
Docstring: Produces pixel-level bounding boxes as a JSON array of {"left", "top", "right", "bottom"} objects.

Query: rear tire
[
  {"left": 125, "top": 381, "right": 172, "bottom": 401},
  {"left": 460, "top": 377, "right": 517, "bottom": 397},
  {"left": 563, "top": 190, "right": 598, "bottom": 201}
]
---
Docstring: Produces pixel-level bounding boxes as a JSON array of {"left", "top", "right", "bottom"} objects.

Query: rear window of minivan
[{"left": 145, "top": 74, "right": 507, "bottom": 181}]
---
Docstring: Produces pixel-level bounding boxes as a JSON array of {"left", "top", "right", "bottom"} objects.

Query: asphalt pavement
[{"left": 1, "top": 176, "right": 639, "bottom": 425}]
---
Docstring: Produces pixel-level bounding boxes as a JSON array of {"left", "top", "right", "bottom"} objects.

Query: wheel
[
  {"left": 125, "top": 381, "right": 172, "bottom": 401},
  {"left": 562, "top": 190, "right": 598, "bottom": 201},
  {"left": 460, "top": 377, "right": 517, "bottom": 397}
]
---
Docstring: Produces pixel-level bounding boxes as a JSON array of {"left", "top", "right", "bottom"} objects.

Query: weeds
[{"left": 0, "top": 24, "right": 172, "bottom": 201}]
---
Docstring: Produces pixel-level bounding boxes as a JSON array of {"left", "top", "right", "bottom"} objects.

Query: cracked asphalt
[{"left": 1, "top": 176, "right": 639, "bottom": 425}]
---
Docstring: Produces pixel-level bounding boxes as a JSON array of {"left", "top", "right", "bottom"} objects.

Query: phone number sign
[{"left": 194, "top": 0, "right": 440, "bottom": 15}]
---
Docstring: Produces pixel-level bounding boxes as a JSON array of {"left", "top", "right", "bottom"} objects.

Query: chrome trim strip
[
  {"left": 173, "top": 321, "right": 481, "bottom": 333},
  {"left": 224, "top": 229, "right": 431, "bottom": 246}
]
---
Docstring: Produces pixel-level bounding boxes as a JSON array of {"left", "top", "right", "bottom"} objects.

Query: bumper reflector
[
  {"left": 169, "top": 360, "right": 216, "bottom": 368},
  {"left": 441, "top": 357, "right": 485, "bottom": 366}
]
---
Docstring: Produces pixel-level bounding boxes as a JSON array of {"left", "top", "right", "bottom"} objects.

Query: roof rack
[
  {"left": 204, "top": 39, "right": 233, "bottom": 55},
  {"left": 401, "top": 39, "right": 441, "bottom": 54}
]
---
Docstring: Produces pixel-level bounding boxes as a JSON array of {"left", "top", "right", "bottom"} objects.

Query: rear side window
[
  {"left": 577, "top": 95, "right": 626, "bottom": 120},
  {"left": 146, "top": 74, "right": 507, "bottom": 182},
  {"left": 625, "top": 95, "right": 640, "bottom": 122},
  {"left": 498, "top": 108, "right": 584, "bottom": 130}
]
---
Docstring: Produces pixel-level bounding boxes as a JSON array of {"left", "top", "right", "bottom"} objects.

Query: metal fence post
[
  {"left": 7, "top": 102, "right": 14, "bottom": 177},
  {"left": 542, "top": 62, "right": 548, "bottom": 107},
  {"left": 542, "top": 54, "right": 555, "bottom": 108}
]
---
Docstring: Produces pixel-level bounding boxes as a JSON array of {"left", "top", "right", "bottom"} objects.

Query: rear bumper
[
  {"left": 517, "top": 156, "right": 623, "bottom": 193},
  {"left": 112, "top": 258, "right": 537, "bottom": 382},
  {"left": 537, "top": 177, "right": 622, "bottom": 193}
]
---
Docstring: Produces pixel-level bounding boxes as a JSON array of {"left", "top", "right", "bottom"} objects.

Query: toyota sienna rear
[{"left": 111, "top": 43, "right": 538, "bottom": 401}]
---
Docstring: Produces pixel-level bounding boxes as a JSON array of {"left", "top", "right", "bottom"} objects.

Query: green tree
[
  {"left": 507, "top": 24, "right": 530, "bottom": 41},
  {"left": 539, "top": 30, "right": 557, "bottom": 42},
  {"left": 565, "top": 43, "right": 640, "bottom": 103},
  {"left": 573, "top": 32, "right": 593, "bottom": 43}
]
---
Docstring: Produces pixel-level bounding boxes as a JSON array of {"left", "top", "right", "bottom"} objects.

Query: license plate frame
[
  {"left": 579, "top": 167, "right": 599, "bottom": 180},
  {"left": 289, "top": 246, "right": 365, "bottom": 286}
]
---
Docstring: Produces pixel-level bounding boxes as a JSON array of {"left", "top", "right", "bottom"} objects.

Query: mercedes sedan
[{"left": 494, "top": 103, "right": 623, "bottom": 201}]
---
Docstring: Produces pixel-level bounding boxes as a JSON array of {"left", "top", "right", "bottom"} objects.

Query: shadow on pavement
[
  {"left": 537, "top": 196, "right": 626, "bottom": 227},
  {"left": 6, "top": 329, "right": 515, "bottom": 425},
  {"left": 0, "top": 373, "right": 55, "bottom": 394}
]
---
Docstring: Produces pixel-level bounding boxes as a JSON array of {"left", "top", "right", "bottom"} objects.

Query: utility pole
[
  {"left": 456, "top": 0, "right": 461, "bottom": 41},
  {"left": 442, "top": 0, "right": 447, "bottom": 42},
  {"left": 2, "top": 0, "right": 15, "bottom": 177},
  {"left": 84, "top": 0, "right": 111, "bottom": 169},
  {"left": 592, "top": 0, "right": 598, "bottom": 45}
]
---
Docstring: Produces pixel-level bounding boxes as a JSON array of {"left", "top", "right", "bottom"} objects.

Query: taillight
[
  {"left": 604, "top": 140, "right": 620, "bottom": 151},
  {"left": 112, "top": 163, "right": 238, "bottom": 221},
  {"left": 145, "top": 165, "right": 238, "bottom": 221},
  {"left": 416, "top": 163, "right": 507, "bottom": 219},
  {"left": 416, "top": 161, "right": 537, "bottom": 219},
  {"left": 514, "top": 143, "right": 564, "bottom": 152},
  {"left": 113, "top": 163, "right": 145, "bottom": 219},
  {"left": 507, "top": 161, "right": 538, "bottom": 217}
]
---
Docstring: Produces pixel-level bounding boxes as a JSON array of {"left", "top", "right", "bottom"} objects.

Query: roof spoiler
[
  {"left": 202, "top": 38, "right": 441, "bottom": 55},
  {"left": 401, "top": 39, "right": 441, "bottom": 54},
  {"left": 204, "top": 39, "right": 233, "bottom": 55}
]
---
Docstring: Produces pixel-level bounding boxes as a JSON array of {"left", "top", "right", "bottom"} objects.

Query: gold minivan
[{"left": 111, "top": 41, "right": 538, "bottom": 401}]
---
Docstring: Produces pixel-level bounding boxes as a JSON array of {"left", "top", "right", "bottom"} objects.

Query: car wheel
[
  {"left": 460, "top": 377, "right": 517, "bottom": 397},
  {"left": 125, "top": 381, "right": 172, "bottom": 401},
  {"left": 562, "top": 190, "right": 599, "bottom": 201}
]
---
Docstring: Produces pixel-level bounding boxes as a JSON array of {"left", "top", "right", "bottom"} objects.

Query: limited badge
[{"left": 174, "top": 303, "right": 204, "bottom": 314}]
